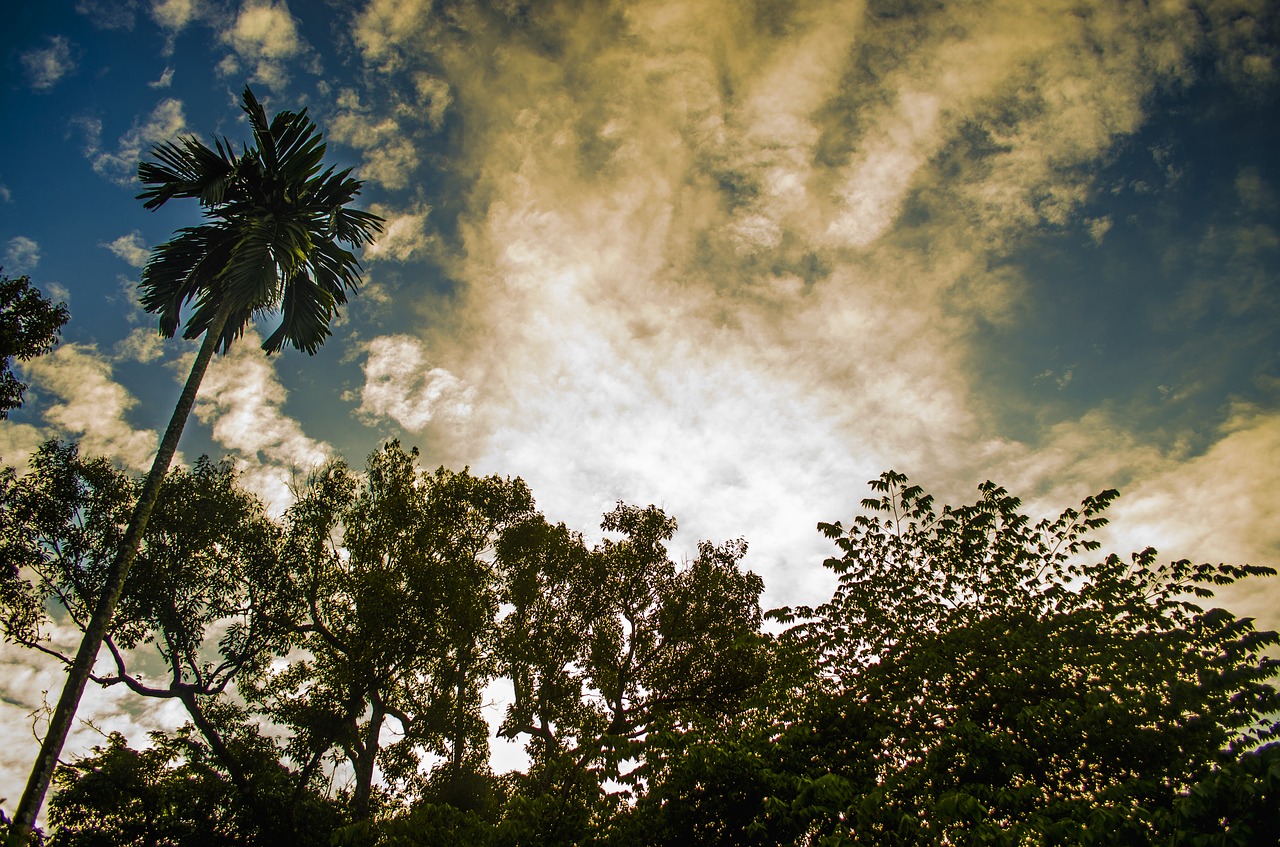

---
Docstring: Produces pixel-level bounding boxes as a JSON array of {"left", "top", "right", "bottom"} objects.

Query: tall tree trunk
[
  {"left": 9, "top": 302, "right": 234, "bottom": 845},
  {"left": 351, "top": 698, "right": 385, "bottom": 823},
  {"left": 453, "top": 648, "right": 470, "bottom": 778},
  {"left": 181, "top": 691, "right": 285, "bottom": 841}
]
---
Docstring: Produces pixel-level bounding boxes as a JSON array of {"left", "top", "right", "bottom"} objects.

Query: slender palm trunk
[{"left": 9, "top": 302, "right": 234, "bottom": 845}]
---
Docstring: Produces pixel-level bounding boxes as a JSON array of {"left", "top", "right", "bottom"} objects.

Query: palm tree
[{"left": 10, "top": 87, "right": 384, "bottom": 842}]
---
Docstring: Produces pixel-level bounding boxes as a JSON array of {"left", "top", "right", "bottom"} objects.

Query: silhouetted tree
[
  {"left": 495, "top": 506, "right": 770, "bottom": 845},
  {"left": 759, "top": 473, "right": 1280, "bottom": 845},
  {"left": 1, "top": 442, "right": 315, "bottom": 839},
  {"left": 259, "top": 442, "right": 535, "bottom": 825}
]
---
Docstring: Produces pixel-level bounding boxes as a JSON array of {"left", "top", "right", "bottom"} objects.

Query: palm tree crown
[{"left": 137, "top": 86, "right": 383, "bottom": 354}]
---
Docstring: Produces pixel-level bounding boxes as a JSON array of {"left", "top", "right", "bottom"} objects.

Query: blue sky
[{"left": 3, "top": 0, "right": 1278, "bottom": 806}]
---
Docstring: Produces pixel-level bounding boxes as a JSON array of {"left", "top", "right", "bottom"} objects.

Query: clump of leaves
[{"left": 769, "top": 471, "right": 1279, "bottom": 845}]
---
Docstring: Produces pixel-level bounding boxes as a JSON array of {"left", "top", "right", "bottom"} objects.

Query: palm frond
[
  {"left": 138, "top": 85, "right": 385, "bottom": 355},
  {"left": 137, "top": 136, "right": 238, "bottom": 210},
  {"left": 218, "top": 217, "right": 282, "bottom": 312},
  {"left": 263, "top": 271, "right": 336, "bottom": 355},
  {"left": 139, "top": 226, "right": 236, "bottom": 338}
]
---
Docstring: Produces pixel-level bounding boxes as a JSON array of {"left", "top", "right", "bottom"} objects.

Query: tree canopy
[{"left": 2, "top": 452, "right": 1276, "bottom": 846}]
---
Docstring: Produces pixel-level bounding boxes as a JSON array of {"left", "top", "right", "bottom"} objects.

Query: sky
[{"left": 2, "top": 0, "right": 1279, "bottom": 812}]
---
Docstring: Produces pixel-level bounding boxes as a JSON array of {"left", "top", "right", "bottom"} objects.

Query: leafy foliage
[
  {"left": 766, "top": 472, "right": 1280, "bottom": 845},
  {"left": 47, "top": 730, "right": 253, "bottom": 847},
  {"left": 1, "top": 442, "right": 319, "bottom": 840},
  {"left": 7, "top": 455, "right": 1276, "bottom": 846},
  {"left": 0, "top": 272, "right": 68, "bottom": 418},
  {"left": 45, "top": 720, "right": 344, "bottom": 847},
  {"left": 1, "top": 441, "right": 293, "bottom": 696},
  {"left": 8, "top": 86, "right": 386, "bottom": 843},
  {"left": 497, "top": 505, "right": 769, "bottom": 782},
  {"left": 258, "top": 441, "right": 537, "bottom": 822}
]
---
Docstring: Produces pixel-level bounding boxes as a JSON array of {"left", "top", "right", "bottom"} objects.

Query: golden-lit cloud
[
  {"left": 355, "top": 334, "right": 473, "bottom": 432},
  {"left": 150, "top": 0, "right": 199, "bottom": 33},
  {"left": 19, "top": 344, "right": 162, "bottom": 472},
  {"left": 1, "top": 0, "right": 1277, "bottom": 815},
  {"left": 218, "top": 0, "right": 307, "bottom": 90},
  {"left": 1113, "top": 406, "right": 1280, "bottom": 620},
  {"left": 338, "top": 0, "right": 1278, "bottom": 616},
  {"left": 362, "top": 203, "right": 434, "bottom": 262},
  {"left": 102, "top": 231, "right": 150, "bottom": 268}
]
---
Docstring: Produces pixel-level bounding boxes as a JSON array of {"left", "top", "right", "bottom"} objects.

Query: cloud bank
[{"left": 338, "top": 0, "right": 1279, "bottom": 610}]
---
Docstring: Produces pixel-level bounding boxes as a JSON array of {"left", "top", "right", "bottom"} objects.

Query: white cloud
[
  {"left": 19, "top": 344, "right": 162, "bottom": 472},
  {"left": 4, "top": 236, "right": 40, "bottom": 273},
  {"left": 0, "top": 625, "right": 189, "bottom": 830},
  {"left": 44, "top": 282, "right": 71, "bottom": 304},
  {"left": 363, "top": 204, "right": 433, "bottom": 262},
  {"left": 114, "top": 327, "right": 168, "bottom": 364},
  {"left": 150, "top": 0, "right": 199, "bottom": 32},
  {"left": 219, "top": 0, "right": 306, "bottom": 89},
  {"left": 89, "top": 99, "right": 188, "bottom": 185},
  {"left": 102, "top": 231, "right": 150, "bottom": 268},
  {"left": 19, "top": 35, "right": 76, "bottom": 91},
  {"left": 355, "top": 335, "right": 473, "bottom": 432},
  {"left": 70, "top": 114, "right": 103, "bottom": 158},
  {"left": 148, "top": 66, "right": 175, "bottom": 88},
  {"left": 188, "top": 329, "right": 331, "bottom": 511},
  {"left": 0, "top": 182, "right": 11, "bottom": 203}
]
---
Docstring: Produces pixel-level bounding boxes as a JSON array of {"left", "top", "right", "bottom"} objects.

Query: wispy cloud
[
  {"left": 87, "top": 98, "right": 188, "bottom": 185},
  {"left": 19, "top": 343, "right": 162, "bottom": 472},
  {"left": 187, "top": 329, "right": 331, "bottom": 511},
  {"left": 148, "top": 66, "right": 175, "bottom": 88},
  {"left": 4, "top": 237, "right": 41, "bottom": 273},
  {"left": 19, "top": 36, "right": 76, "bottom": 91},
  {"left": 76, "top": 0, "right": 139, "bottom": 30},
  {"left": 341, "top": 0, "right": 1279, "bottom": 612}
]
